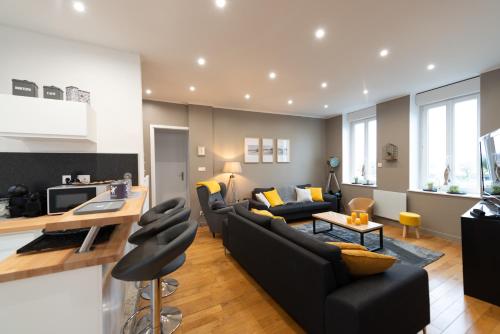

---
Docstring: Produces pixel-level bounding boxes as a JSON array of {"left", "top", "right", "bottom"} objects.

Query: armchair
[
  {"left": 348, "top": 197, "right": 375, "bottom": 220},
  {"left": 196, "top": 182, "right": 249, "bottom": 237}
]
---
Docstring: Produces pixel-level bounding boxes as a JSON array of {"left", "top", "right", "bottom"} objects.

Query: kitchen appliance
[{"left": 47, "top": 184, "right": 108, "bottom": 215}]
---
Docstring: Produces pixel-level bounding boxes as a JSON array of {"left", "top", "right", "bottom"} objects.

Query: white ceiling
[{"left": 1, "top": 0, "right": 500, "bottom": 118}]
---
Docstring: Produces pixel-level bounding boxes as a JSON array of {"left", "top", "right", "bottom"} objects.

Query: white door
[{"left": 154, "top": 129, "right": 188, "bottom": 204}]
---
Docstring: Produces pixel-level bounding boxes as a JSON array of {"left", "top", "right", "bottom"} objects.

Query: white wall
[{"left": 0, "top": 25, "right": 144, "bottom": 178}]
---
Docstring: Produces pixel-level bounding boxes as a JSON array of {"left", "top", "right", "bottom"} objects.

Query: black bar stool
[
  {"left": 139, "top": 197, "right": 186, "bottom": 226},
  {"left": 131, "top": 208, "right": 191, "bottom": 300},
  {"left": 113, "top": 220, "right": 198, "bottom": 334}
]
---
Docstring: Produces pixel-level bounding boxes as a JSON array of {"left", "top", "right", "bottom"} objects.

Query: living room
[{"left": 0, "top": 1, "right": 499, "bottom": 334}]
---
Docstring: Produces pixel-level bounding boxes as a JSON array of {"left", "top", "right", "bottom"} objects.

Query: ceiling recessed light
[
  {"left": 315, "top": 28, "right": 326, "bottom": 40},
  {"left": 244, "top": 94, "right": 251, "bottom": 100},
  {"left": 215, "top": 0, "right": 226, "bottom": 9},
  {"left": 288, "top": 99, "right": 293, "bottom": 105},
  {"left": 269, "top": 71, "right": 277, "bottom": 80},
  {"left": 189, "top": 86, "right": 196, "bottom": 92},
  {"left": 427, "top": 63, "right": 436, "bottom": 71},
  {"left": 73, "top": 1, "right": 85, "bottom": 13},
  {"left": 321, "top": 82, "right": 328, "bottom": 89},
  {"left": 197, "top": 57, "right": 206, "bottom": 66},
  {"left": 379, "top": 49, "right": 389, "bottom": 57},
  {"left": 145, "top": 89, "right": 152, "bottom": 95},
  {"left": 363, "top": 89, "right": 369, "bottom": 95},
  {"left": 324, "top": 104, "right": 329, "bottom": 109}
]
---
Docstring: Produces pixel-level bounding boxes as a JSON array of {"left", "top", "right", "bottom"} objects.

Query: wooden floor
[{"left": 145, "top": 222, "right": 500, "bottom": 333}]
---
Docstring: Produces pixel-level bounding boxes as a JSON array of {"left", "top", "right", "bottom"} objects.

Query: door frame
[{"left": 150, "top": 124, "right": 189, "bottom": 206}]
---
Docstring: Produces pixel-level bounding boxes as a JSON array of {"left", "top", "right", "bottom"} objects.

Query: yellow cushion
[
  {"left": 263, "top": 189, "right": 284, "bottom": 207},
  {"left": 196, "top": 181, "right": 221, "bottom": 194},
  {"left": 251, "top": 209, "right": 285, "bottom": 221},
  {"left": 325, "top": 241, "right": 367, "bottom": 251},
  {"left": 307, "top": 187, "right": 324, "bottom": 202},
  {"left": 340, "top": 250, "right": 396, "bottom": 276},
  {"left": 400, "top": 212, "right": 421, "bottom": 227}
]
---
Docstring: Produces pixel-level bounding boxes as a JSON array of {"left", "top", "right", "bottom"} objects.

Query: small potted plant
[
  {"left": 448, "top": 184, "right": 462, "bottom": 194},
  {"left": 491, "top": 184, "right": 500, "bottom": 195},
  {"left": 353, "top": 176, "right": 359, "bottom": 184},
  {"left": 425, "top": 181, "right": 434, "bottom": 191}
]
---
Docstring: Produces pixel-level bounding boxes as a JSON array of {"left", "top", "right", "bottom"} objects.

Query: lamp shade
[{"left": 223, "top": 161, "right": 242, "bottom": 174}]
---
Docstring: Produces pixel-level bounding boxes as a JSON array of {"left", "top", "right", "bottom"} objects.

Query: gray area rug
[{"left": 294, "top": 221, "right": 443, "bottom": 267}]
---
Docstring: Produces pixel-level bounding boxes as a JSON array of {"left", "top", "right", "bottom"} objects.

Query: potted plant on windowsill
[
  {"left": 424, "top": 181, "right": 437, "bottom": 192},
  {"left": 491, "top": 184, "right": 500, "bottom": 195},
  {"left": 447, "top": 184, "right": 465, "bottom": 195}
]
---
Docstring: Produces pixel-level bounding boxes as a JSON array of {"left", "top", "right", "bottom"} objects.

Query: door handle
[{"left": 180, "top": 172, "right": 184, "bottom": 181}]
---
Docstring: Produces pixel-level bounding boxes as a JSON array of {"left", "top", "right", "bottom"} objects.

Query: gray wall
[
  {"left": 480, "top": 68, "right": 500, "bottom": 136},
  {"left": 325, "top": 115, "right": 343, "bottom": 190}
]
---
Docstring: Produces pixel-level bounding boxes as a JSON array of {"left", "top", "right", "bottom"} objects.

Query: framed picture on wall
[
  {"left": 262, "top": 138, "right": 274, "bottom": 163},
  {"left": 277, "top": 139, "right": 290, "bottom": 163},
  {"left": 244, "top": 137, "right": 260, "bottom": 163}
]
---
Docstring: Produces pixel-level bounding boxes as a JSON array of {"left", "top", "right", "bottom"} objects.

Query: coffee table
[{"left": 312, "top": 211, "right": 384, "bottom": 251}]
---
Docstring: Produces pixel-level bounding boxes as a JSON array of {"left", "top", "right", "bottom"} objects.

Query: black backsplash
[{"left": 0, "top": 152, "right": 138, "bottom": 196}]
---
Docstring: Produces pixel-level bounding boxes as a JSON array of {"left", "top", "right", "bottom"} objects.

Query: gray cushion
[
  {"left": 269, "top": 201, "right": 333, "bottom": 216},
  {"left": 276, "top": 185, "right": 296, "bottom": 203}
]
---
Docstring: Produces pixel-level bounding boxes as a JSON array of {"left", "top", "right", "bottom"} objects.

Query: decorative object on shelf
[
  {"left": 262, "top": 138, "right": 274, "bottom": 163},
  {"left": 444, "top": 165, "right": 451, "bottom": 186},
  {"left": 43, "top": 86, "right": 63, "bottom": 100},
  {"left": 222, "top": 161, "right": 242, "bottom": 203},
  {"left": 383, "top": 143, "right": 398, "bottom": 161},
  {"left": 244, "top": 137, "right": 260, "bottom": 163},
  {"left": 78, "top": 90, "right": 90, "bottom": 104},
  {"left": 110, "top": 180, "right": 128, "bottom": 199},
  {"left": 66, "top": 86, "right": 80, "bottom": 101},
  {"left": 277, "top": 138, "right": 290, "bottom": 163},
  {"left": 325, "top": 156, "right": 342, "bottom": 199},
  {"left": 12, "top": 79, "right": 38, "bottom": 97},
  {"left": 197, "top": 146, "right": 206, "bottom": 157},
  {"left": 353, "top": 176, "right": 360, "bottom": 184}
]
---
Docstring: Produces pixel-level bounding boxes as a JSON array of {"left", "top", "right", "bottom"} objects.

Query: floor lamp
[{"left": 223, "top": 161, "right": 242, "bottom": 204}]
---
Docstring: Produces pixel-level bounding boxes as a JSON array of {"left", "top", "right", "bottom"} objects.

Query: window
[
  {"left": 350, "top": 117, "right": 377, "bottom": 184},
  {"left": 420, "top": 94, "right": 479, "bottom": 193}
]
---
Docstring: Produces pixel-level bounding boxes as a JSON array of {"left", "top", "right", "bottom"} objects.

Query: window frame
[
  {"left": 349, "top": 116, "right": 377, "bottom": 184},
  {"left": 419, "top": 93, "right": 480, "bottom": 193}
]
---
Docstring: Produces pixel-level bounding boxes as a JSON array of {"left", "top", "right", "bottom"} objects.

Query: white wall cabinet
[{"left": 0, "top": 94, "right": 96, "bottom": 142}]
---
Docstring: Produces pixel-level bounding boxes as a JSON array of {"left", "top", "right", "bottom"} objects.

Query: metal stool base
[
  {"left": 123, "top": 306, "right": 182, "bottom": 334},
  {"left": 141, "top": 278, "right": 179, "bottom": 300}
]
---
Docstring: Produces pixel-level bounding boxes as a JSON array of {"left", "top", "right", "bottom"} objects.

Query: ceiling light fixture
[
  {"left": 197, "top": 57, "right": 206, "bottom": 66},
  {"left": 288, "top": 99, "right": 293, "bottom": 105},
  {"left": 73, "top": 1, "right": 86, "bottom": 13},
  {"left": 269, "top": 71, "right": 277, "bottom": 80},
  {"left": 145, "top": 89, "right": 152, "bottom": 95},
  {"left": 189, "top": 86, "right": 196, "bottom": 92},
  {"left": 244, "top": 94, "right": 251, "bottom": 100},
  {"left": 215, "top": 0, "right": 226, "bottom": 9},
  {"left": 363, "top": 89, "right": 369, "bottom": 95},
  {"left": 427, "top": 63, "right": 436, "bottom": 71},
  {"left": 321, "top": 82, "right": 328, "bottom": 89},
  {"left": 379, "top": 49, "right": 389, "bottom": 57},
  {"left": 324, "top": 104, "right": 329, "bottom": 109},
  {"left": 315, "top": 28, "right": 325, "bottom": 40}
]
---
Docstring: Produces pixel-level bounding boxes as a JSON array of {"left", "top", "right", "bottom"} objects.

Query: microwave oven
[{"left": 46, "top": 184, "right": 109, "bottom": 215}]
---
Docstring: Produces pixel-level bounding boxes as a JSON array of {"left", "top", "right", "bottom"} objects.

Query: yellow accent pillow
[
  {"left": 340, "top": 250, "right": 396, "bottom": 277},
  {"left": 251, "top": 209, "right": 285, "bottom": 221},
  {"left": 307, "top": 187, "right": 324, "bottom": 201},
  {"left": 326, "top": 242, "right": 368, "bottom": 251},
  {"left": 196, "top": 181, "right": 221, "bottom": 194},
  {"left": 263, "top": 189, "right": 284, "bottom": 207}
]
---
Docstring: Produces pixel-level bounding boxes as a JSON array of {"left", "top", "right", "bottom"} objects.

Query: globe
[{"left": 328, "top": 156, "right": 340, "bottom": 168}]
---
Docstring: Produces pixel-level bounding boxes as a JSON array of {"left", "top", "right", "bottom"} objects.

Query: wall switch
[
  {"left": 77, "top": 175, "right": 91, "bottom": 184},
  {"left": 377, "top": 162, "right": 383, "bottom": 168},
  {"left": 198, "top": 166, "right": 207, "bottom": 172},
  {"left": 62, "top": 175, "right": 72, "bottom": 184}
]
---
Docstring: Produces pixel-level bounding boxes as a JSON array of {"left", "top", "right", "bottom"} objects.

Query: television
[{"left": 480, "top": 128, "right": 500, "bottom": 199}]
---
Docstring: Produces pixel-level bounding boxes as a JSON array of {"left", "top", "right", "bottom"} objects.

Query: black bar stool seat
[{"left": 139, "top": 197, "right": 186, "bottom": 226}]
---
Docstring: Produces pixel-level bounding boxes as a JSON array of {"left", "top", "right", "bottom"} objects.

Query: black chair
[
  {"left": 113, "top": 220, "right": 198, "bottom": 334},
  {"left": 196, "top": 182, "right": 249, "bottom": 237},
  {"left": 139, "top": 197, "right": 186, "bottom": 226},
  {"left": 130, "top": 208, "right": 191, "bottom": 300}
]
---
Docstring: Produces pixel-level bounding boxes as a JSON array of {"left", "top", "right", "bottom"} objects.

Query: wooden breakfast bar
[{"left": 0, "top": 186, "right": 148, "bottom": 334}]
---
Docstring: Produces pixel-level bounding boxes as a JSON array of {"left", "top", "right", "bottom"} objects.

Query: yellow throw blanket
[{"left": 196, "top": 180, "right": 221, "bottom": 194}]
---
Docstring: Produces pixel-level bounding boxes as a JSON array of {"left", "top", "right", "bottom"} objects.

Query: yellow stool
[{"left": 399, "top": 212, "right": 421, "bottom": 239}]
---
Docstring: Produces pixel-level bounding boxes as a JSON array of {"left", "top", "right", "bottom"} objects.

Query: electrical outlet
[
  {"left": 77, "top": 175, "right": 91, "bottom": 184},
  {"left": 62, "top": 175, "right": 72, "bottom": 184}
]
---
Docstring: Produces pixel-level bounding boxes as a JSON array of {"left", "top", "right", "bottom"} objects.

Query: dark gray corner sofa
[
  {"left": 248, "top": 184, "right": 339, "bottom": 221},
  {"left": 223, "top": 206, "right": 430, "bottom": 334}
]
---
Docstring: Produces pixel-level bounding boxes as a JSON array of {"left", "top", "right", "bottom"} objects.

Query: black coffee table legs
[{"left": 312, "top": 219, "right": 333, "bottom": 234}]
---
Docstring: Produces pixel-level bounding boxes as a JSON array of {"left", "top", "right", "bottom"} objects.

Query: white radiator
[{"left": 373, "top": 190, "right": 407, "bottom": 221}]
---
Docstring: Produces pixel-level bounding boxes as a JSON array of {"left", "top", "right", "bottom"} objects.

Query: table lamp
[{"left": 223, "top": 161, "right": 242, "bottom": 203}]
